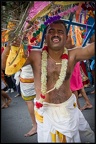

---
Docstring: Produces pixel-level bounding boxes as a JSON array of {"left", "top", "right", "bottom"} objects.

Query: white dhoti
[
  {"left": 20, "top": 82, "right": 36, "bottom": 101},
  {"left": 34, "top": 94, "right": 94, "bottom": 143},
  {"left": 19, "top": 65, "right": 36, "bottom": 101}
]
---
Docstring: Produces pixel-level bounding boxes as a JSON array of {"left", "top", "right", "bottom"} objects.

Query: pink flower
[
  {"left": 36, "top": 102, "right": 43, "bottom": 109},
  {"left": 28, "top": 45, "right": 32, "bottom": 52},
  {"left": 30, "top": 37, "right": 37, "bottom": 43},
  {"left": 61, "top": 54, "right": 68, "bottom": 59}
]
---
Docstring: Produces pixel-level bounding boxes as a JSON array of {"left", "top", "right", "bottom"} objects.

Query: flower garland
[
  {"left": 30, "top": 5, "right": 80, "bottom": 44},
  {"left": 36, "top": 46, "right": 68, "bottom": 109}
]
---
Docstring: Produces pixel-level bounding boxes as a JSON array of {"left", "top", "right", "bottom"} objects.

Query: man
[
  {"left": 14, "top": 65, "right": 37, "bottom": 137},
  {"left": 1, "top": 43, "right": 37, "bottom": 137},
  {"left": 2, "top": 20, "right": 95, "bottom": 142}
]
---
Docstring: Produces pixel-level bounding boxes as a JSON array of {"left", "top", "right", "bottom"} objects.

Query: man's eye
[
  {"left": 48, "top": 30, "right": 54, "bottom": 34},
  {"left": 48, "top": 29, "right": 64, "bottom": 35},
  {"left": 58, "top": 31, "right": 64, "bottom": 34}
]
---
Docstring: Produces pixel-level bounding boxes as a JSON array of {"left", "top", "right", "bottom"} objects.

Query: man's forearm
[{"left": 1, "top": 44, "right": 11, "bottom": 70}]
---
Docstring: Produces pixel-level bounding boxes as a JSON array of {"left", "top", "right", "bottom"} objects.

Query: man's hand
[{"left": 11, "top": 36, "right": 22, "bottom": 47}]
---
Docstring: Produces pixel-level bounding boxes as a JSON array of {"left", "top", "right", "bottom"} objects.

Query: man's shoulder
[
  {"left": 68, "top": 46, "right": 81, "bottom": 52},
  {"left": 29, "top": 49, "right": 42, "bottom": 61}
]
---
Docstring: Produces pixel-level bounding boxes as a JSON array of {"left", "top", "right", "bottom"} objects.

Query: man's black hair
[{"left": 45, "top": 19, "right": 67, "bottom": 35}]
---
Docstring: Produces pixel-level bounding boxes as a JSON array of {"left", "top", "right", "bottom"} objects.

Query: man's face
[{"left": 45, "top": 22, "right": 67, "bottom": 51}]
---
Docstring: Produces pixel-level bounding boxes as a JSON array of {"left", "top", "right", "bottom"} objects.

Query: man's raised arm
[
  {"left": 1, "top": 43, "right": 11, "bottom": 70},
  {"left": 75, "top": 34, "right": 95, "bottom": 62}
]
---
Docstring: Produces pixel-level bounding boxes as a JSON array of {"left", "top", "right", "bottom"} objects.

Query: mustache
[{"left": 51, "top": 36, "right": 61, "bottom": 41}]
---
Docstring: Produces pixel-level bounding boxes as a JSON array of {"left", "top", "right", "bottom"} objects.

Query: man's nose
[{"left": 54, "top": 30, "right": 58, "bottom": 36}]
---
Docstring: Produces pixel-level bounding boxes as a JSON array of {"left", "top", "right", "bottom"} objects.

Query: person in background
[
  {"left": 1, "top": 47, "right": 15, "bottom": 93},
  {"left": 80, "top": 60, "right": 90, "bottom": 88},
  {"left": 1, "top": 70, "right": 12, "bottom": 109},
  {"left": 90, "top": 56, "right": 95, "bottom": 94},
  {"left": 1, "top": 34, "right": 37, "bottom": 138},
  {"left": 2, "top": 43, "right": 37, "bottom": 137},
  {"left": 66, "top": 34, "right": 93, "bottom": 111},
  {"left": 3, "top": 71, "right": 15, "bottom": 93},
  {"left": 11, "top": 73, "right": 21, "bottom": 97},
  {"left": 14, "top": 65, "right": 37, "bottom": 137},
  {"left": 70, "top": 62, "right": 93, "bottom": 111}
]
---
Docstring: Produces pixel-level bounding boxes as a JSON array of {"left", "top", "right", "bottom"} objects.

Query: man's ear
[{"left": 44, "top": 34, "right": 47, "bottom": 43}]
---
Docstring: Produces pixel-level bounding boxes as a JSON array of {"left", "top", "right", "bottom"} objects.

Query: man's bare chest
[{"left": 47, "top": 60, "right": 71, "bottom": 82}]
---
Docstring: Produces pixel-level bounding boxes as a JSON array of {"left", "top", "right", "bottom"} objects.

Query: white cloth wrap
[
  {"left": 14, "top": 64, "right": 34, "bottom": 85},
  {"left": 17, "top": 64, "right": 36, "bottom": 96},
  {"left": 34, "top": 94, "right": 94, "bottom": 142},
  {"left": 20, "top": 65, "right": 36, "bottom": 96},
  {"left": 20, "top": 82, "right": 36, "bottom": 96},
  {"left": 20, "top": 64, "right": 34, "bottom": 78}
]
